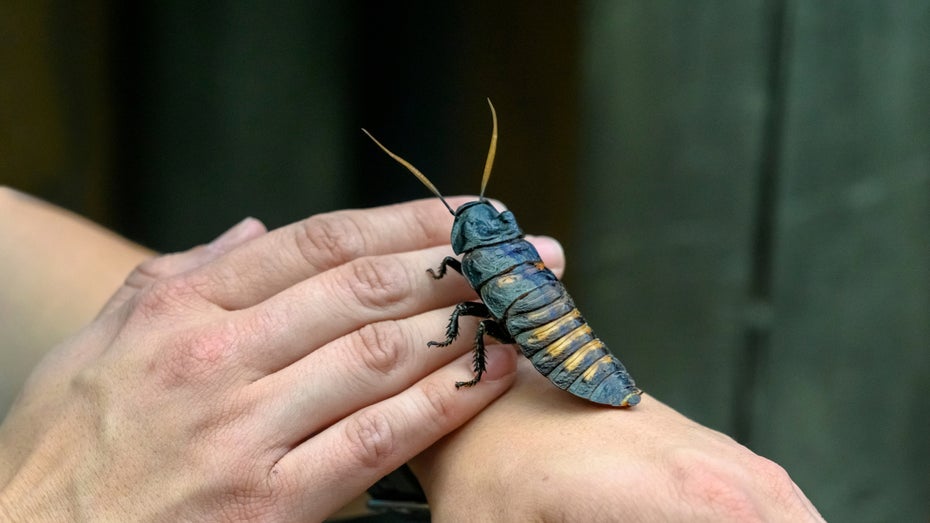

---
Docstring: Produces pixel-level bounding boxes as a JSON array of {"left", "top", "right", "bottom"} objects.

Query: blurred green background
[{"left": 2, "top": 2, "right": 928, "bottom": 520}]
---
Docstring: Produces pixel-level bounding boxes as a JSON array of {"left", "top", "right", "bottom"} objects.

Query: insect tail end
[{"left": 622, "top": 388, "right": 643, "bottom": 407}]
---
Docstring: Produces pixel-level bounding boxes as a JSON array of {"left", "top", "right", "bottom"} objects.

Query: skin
[
  {"left": 0, "top": 189, "right": 153, "bottom": 413},
  {"left": 0, "top": 186, "right": 823, "bottom": 521},
  {"left": 412, "top": 366, "right": 823, "bottom": 522}
]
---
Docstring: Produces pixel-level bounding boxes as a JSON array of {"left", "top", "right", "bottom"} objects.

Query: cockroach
[{"left": 362, "top": 100, "right": 642, "bottom": 407}]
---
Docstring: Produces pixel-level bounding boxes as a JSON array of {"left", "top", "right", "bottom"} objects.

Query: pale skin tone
[{"left": 0, "top": 186, "right": 823, "bottom": 521}]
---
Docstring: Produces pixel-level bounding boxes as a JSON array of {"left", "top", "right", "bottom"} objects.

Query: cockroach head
[{"left": 450, "top": 200, "right": 523, "bottom": 254}]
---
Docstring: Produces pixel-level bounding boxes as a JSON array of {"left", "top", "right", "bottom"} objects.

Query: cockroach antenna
[
  {"left": 362, "top": 128, "right": 456, "bottom": 215},
  {"left": 479, "top": 98, "right": 498, "bottom": 202}
]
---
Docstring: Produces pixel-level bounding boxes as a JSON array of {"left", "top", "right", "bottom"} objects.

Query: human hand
[
  {"left": 0, "top": 198, "right": 562, "bottom": 521},
  {"left": 411, "top": 360, "right": 825, "bottom": 522},
  {"left": 0, "top": 187, "right": 152, "bottom": 414}
]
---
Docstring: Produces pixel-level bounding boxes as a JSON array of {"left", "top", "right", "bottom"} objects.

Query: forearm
[{"left": 0, "top": 187, "right": 152, "bottom": 414}]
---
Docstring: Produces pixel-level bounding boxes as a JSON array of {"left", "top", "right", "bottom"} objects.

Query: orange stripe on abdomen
[
  {"left": 514, "top": 308, "right": 584, "bottom": 357},
  {"left": 529, "top": 321, "right": 595, "bottom": 375},
  {"left": 548, "top": 340, "right": 611, "bottom": 389}
]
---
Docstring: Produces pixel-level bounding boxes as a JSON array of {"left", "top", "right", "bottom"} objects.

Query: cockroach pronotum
[{"left": 362, "top": 100, "right": 642, "bottom": 407}]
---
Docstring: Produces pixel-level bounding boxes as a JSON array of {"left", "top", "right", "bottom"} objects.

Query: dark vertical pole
[{"left": 733, "top": 0, "right": 790, "bottom": 443}]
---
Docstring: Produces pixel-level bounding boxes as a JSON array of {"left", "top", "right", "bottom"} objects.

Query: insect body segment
[{"left": 363, "top": 100, "right": 641, "bottom": 408}]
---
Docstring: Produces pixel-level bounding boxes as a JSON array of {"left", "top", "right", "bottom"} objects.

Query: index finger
[{"left": 190, "top": 197, "right": 476, "bottom": 310}]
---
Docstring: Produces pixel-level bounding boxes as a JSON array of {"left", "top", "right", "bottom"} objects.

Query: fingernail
[{"left": 208, "top": 217, "right": 265, "bottom": 251}]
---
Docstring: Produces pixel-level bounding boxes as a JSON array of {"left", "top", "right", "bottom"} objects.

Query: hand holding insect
[{"left": 0, "top": 198, "right": 564, "bottom": 521}]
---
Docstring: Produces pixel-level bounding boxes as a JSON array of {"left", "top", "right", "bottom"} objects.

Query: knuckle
[
  {"left": 670, "top": 449, "right": 764, "bottom": 522},
  {"left": 752, "top": 454, "right": 791, "bottom": 483},
  {"left": 297, "top": 211, "right": 367, "bottom": 269},
  {"left": 124, "top": 255, "right": 173, "bottom": 291},
  {"left": 343, "top": 409, "right": 396, "bottom": 470},
  {"left": 408, "top": 203, "right": 448, "bottom": 245},
  {"left": 241, "top": 306, "right": 288, "bottom": 345},
  {"left": 131, "top": 275, "right": 201, "bottom": 320},
  {"left": 337, "top": 256, "right": 412, "bottom": 310},
  {"left": 155, "top": 323, "right": 239, "bottom": 388},
  {"left": 131, "top": 272, "right": 213, "bottom": 321},
  {"left": 416, "top": 379, "right": 457, "bottom": 429},
  {"left": 214, "top": 466, "right": 280, "bottom": 522},
  {"left": 749, "top": 455, "right": 798, "bottom": 504},
  {"left": 352, "top": 321, "right": 408, "bottom": 378},
  {"left": 125, "top": 247, "right": 212, "bottom": 291},
  {"left": 177, "top": 323, "right": 238, "bottom": 366}
]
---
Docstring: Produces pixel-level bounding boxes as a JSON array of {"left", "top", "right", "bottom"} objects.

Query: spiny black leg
[
  {"left": 481, "top": 319, "right": 515, "bottom": 344},
  {"left": 427, "top": 302, "right": 490, "bottom": 348},
  {"left": 455, "top": 319, "right": 507, "bottom": 388},
  {"left": 427, "top": 257, "right": 462, "bottom": 280}
]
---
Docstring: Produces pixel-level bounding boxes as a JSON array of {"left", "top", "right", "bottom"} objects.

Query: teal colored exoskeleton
[{"left": 362, "top": 101, "right": 641, "bottom": 407}]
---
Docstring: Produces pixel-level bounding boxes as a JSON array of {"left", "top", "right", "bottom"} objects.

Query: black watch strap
[{"left": 365, "top": 464, "right": 430, "bottom": 520}]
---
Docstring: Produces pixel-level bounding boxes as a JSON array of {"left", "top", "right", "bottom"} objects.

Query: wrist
[
  {"left": 0, "top": 481, "right": 66, "bottom": 522},
  {"left": 0, "top": 494, "right": 13, "bottom": 523},
  {"left": 0, "top": 428, "right": 80, "bottom": 522}
]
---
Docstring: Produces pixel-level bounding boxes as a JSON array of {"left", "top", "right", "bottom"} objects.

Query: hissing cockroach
[{"left": 362, "top": 100, "right": 642, "bottom": 407}]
